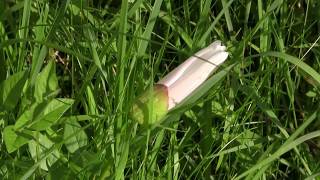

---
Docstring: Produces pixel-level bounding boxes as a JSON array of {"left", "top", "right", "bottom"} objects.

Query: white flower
[
  {"left": 131, "top": 41, "right": 228, "bottom": 124},
  {"left": 157, "top": 41, "right": 228, "bottom": 110}
]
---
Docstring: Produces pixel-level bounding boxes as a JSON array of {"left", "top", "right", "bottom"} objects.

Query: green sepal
[{"left": 131, "top": 84, "right": 168, "bottom": 125}]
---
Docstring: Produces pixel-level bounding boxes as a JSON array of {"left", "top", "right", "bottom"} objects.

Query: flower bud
[{"left": 131, "top": 41, "right": 228, "bottom": 124}]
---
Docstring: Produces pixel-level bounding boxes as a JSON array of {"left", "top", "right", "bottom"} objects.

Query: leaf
[
  {"left": 30, "top": 98, "right": 74, "bottom": 130},
  {"left": 236, "top": 130, "right": 320, "bottom": 179},
  {"left": 261, "top": 52, "right": 320, "bottom": 86},
  {"left": 34, "top": 60, "right": 58, "bottom": 102},
  {"left": 64, "top": 118, "right": 88, "bottom": 153},
  {"left": 0, "top": 70, "right": 28, "bottom": 111},
  {"left": 14, "top": 98, "right": 74, "bottom": 131},
  {"left": 69, "top": 150, "right": 102, "bottom": 177},
  {"left": 3, "top": 125, "right": 33, "bottom": 153},
  {"left": 28, "top": 133, "right": 60, "bottom": 171},
  {"left": 14, "top": 103, "right": 37, "bottom": 129},
  {"left": 46, "top": 160, "right": 76, "bottom": 180}
]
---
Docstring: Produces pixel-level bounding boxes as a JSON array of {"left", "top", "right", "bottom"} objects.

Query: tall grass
[{"left": 0, "top": 0, "right": 320, "bottom": 179}]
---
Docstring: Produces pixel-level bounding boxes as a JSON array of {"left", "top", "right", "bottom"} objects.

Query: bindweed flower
[{"left": 131, "top": 41, "right": 228, "bottom": 124}]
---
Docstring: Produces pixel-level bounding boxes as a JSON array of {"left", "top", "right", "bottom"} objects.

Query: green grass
[{"left": 1, "top": 0, "right": 320, "bottom": 179}]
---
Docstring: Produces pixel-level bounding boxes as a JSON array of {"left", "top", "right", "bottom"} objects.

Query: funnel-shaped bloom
[{"left": 131, "top": 41, "right": 228, "bottom": 124}]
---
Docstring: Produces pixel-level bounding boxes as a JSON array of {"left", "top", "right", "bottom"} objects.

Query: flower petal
[{"left": 158, "top": 41, "right": 228, "bottom": 110}]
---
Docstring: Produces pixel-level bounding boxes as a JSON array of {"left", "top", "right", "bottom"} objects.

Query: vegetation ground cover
[{"left": 0, "top": 0, "right": 320, "bottom": 179}]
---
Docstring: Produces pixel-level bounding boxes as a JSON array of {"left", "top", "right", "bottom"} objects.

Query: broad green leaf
[
  {"left": 70, "top": 150, "right": 102, "bottom": 175},
  {"left": 15, "top": 98, "right": 74, "bottom": 131},
  {"left": 236, "top": 129, "right": 262, "bottom": 145},
  {"left": 0, "top": 70, "right": 28, "bottom": 111},
  {"left": 58, "top": 114, "right": 102, "bottom": 123},
  {"left": 28, "top": 133, "right": 60, "bottom": 171},
  {"left": 30, "top": 2, "right": 49, "bottom": 73},
  {"left": 3, "top": 125, "right": 33, "bottom": 153},
  {"left": 46, "top": 160, "right": 76, "bottom": 179},
  {"left": 30, "top": 98, "right": 74, "bottom": 131},
  {"left": 33, "top": 2, "right": 49, "bottom": 42},
  {"left": 64, "top": 118, "right": 88, "bottom": 153},
  {"left": 14, "top": 102, "right": 37, "bottom": 129},
  {"left": 30, "top": 46, "right": 48, "bottom": 86},
  {"left": 34, "top": 57, "right": 58, "bottom": 102}
]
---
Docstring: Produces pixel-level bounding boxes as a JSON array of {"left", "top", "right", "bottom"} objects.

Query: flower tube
[{"left": 131, "top": 41, "right": 229, "bottom": 124}]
